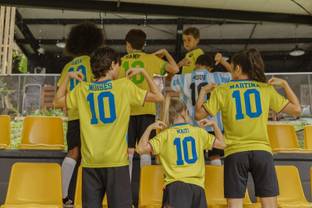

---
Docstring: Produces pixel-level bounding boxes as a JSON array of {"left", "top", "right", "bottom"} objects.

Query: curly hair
[
  {"left": 65, "top": 22, "right": 104, "bottom": 57},
  {"left": 90, "top": 47, "right": 120, "bottom": 79}
]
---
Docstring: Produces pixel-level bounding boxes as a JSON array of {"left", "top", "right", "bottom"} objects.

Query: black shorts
[
  {"left": 207, "top": 131, "right": 224, "bottom": 158},
  {"left": 224, "top": 150, "right": 279, "bottom": 198},
  {"left": 66, "top": 120, "right": 81, "bottom": 150},
  {"left": 162, "top": 181, "right": 207, "bottom": 208},
  {"left": 82, "top": 166, "right": 132, "bottom": 208},
  {"left": 128, "top": 115, "right": 156, "bottom": 148}
]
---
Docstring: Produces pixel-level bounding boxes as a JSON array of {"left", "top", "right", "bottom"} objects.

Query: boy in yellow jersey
[
  {"left": 136, "top": 99, "right": 225, "bottom": 208},
  {"left": 55, "top": 22, "right": 104, "bottom": 205},
  {"left": 195, "top": 49, "right": 301, "bottom": 208},
  {"left": 178, "top": 27, "right": 204, "bottom": 74},
  {"left": 54, "top": 47, "right": 164, "bottom": 208},
  {"left": 119, "top": 29, "right": 178, "bottom": 184}
]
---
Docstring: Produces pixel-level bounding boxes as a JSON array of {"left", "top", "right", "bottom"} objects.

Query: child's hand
[
  {"left": 268, "top": 77, "right": 287, "bottom": 88},
  {"left": 150, "top": 121, "right": 167, "bottom": 130},
  {"left": 68, "top": 71, "right": 83, "bottom": 82},
  {"left": 198, "top": 119, "right": 216, "bottom": 128},
  {"left": 178, "top": 58, "right": 191, "bottom": 67},
  {"left": 214, "top": 53, "right": 223, "bottom": 65},
  {"left": 126, "top": 68, "right": 144, "bottom": 78},
  {"left": 202, "top": 83, "right": 217, "bottom": 94},
  {"left": 153, "top": 49, "right": 168, "bottom": 58}
]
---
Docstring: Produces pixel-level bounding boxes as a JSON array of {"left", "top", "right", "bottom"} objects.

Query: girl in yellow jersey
[
  {"left": 137, "top": 99, "right": 225, "bottom": 208},
  {"left": 195, "top": 48, "right": 301, "bottom": 208}
]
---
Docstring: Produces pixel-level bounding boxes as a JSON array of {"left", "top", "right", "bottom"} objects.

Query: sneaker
[{"left": 63, "top": 197, "right": 73, "bottom": 208}]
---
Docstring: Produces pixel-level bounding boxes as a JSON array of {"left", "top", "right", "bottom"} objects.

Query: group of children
[{"left": 53, "top": 22, "right": 301, "bottom": 208}]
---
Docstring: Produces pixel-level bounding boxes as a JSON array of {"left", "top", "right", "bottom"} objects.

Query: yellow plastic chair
[
  {"left": 304, "top": 126, "right": 312, "bottom": 150},
  {"left": 74, "top": 166, "right": 107, "bottom": 208},
  {"left": 1, "top": 163, "right": 62, "bottom": 208},
  {"left": 275, "top": 165, "right": 312, "bottom": 208},
  {"left": 19, "top": 116, "right": 64, "bottom": 150},
  {"left": 0, "top": 115, "right": 10, "bottom": 149},
  {"left": 267, "top": 124, "right": 302, "bottom": 152},
  {"left": 205, "top": 165, "right": 260, "bottom": 208},
  {"left": 139, "top": 165, "right": 164, "bottom": 208}
]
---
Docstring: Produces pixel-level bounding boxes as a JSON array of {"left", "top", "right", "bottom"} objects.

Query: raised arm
[
  {"left": 136, "top": 121, "right": 167, "bottom": 154},
  {"left": 268, "top": 77, "right": 301, "bottom": 117},
  {"left": 195, "top": 84, "right": 216, "bottom": 120},
  {"left": 127, "top": 68, "right": 164, "bottom": 102},
  {"left": 199, "top": 119, "right": 226, "bottom": 149},
  {"left": 154, "top": 49, "right": 179, "bottom": 74},
  {"left": 215, "top": 53, "right": 232, "bottom": 73},
  {"left": 53, "top": 72, "right": 83, "bottom": 108}
]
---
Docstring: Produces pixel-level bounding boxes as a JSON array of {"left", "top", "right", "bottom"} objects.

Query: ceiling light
[
  {"left": 56, "top": 39, "right": 66, "bottom": 48},
  {"left": 289, "top": 45, "right": 305, "bottom": 56}
]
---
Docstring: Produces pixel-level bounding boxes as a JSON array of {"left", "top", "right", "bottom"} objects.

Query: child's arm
[
  {"left": 215, "top": 53, "right": 232, "bottom": 73},
  {"left": 53, "top": 72, "right": 83, "bottom": 108},
  {"left": 199, "top": 119, "right": 226, "bottom": 149},
  {"left": 127, "top": 68, "right": 164, "bottom": 102},
  {"left": 154, "top": 49, "right": 179, "bottom": 74},
  {"left": 268, "top": 77, "right": 301, "bottom": 117},
  {"left": 195, "top": 83, "right": 216, "bottom": 120},
  {"left": 136, "top": 121, "right": 167, "bottom": 154},
  {"left": 178, "top": 58, "right": 191, "bottom": 68}
]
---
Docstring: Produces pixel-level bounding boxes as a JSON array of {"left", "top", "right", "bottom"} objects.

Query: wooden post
[{"left": 0, "top": 6, "right": 16, "bottom": 74}]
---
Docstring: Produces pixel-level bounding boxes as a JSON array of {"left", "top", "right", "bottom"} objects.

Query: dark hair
[
  {"left": 169, "top": 99, "right": 187, "bottom": 125},
  {"left": 90, "top": 47, "right": 120, "bottom": 79},
  {"left": 231, "top": 48, "right": 266, "bottom": 83},
  {"left": 65, "top": 22, "right": 104, "bottom": 57},
  {"left": 196, "top": 54, "right": 214, "bottom": 68},
  {"left": 183, "top": 27, "right": 200, "bottom": 39},
  {"left": 125, "top": 29, "right": 146, "bottom": 50}
]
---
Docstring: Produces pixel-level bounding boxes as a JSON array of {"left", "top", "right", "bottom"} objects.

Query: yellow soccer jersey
[
  {"left": 66, "top": 78, "right": 147, "bottom": 168},
  {"left": 203, "top": 80, "right": 289, "bottom": 157},
  {"left": 149, "top": 123, "right": 215, "bottom": 188},
  {"left": 119, "top": 51, "right": 167, "bottom": 116},
  {"left": 58, "top": 55, "right": 93, "bottom": 121},
  {"left": 181, "top": 48, "right": 204, "bottom": 74}
]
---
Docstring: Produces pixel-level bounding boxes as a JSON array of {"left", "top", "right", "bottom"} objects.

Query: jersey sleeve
[
  {"left": 170, "top": 74, "right": 183, "bottom": 92},
  {"left": 151, "top": 56, "right": 167, "bottom": 75},
  {"left": 269, "top": 85, "right": 289, "bottom": 112},
  {"left": 149, "top": 132, "right": 166, "bottom": 155},
  {"left": 199, "top": 128, "right": 215, "bottom": 150},
  {"left": 192, "top": 48, "right": 204, "bottom": 63},
  {"left": 66, "top": 84, "right": 79, "bottom": 111},
  {"left": 218, "top": 72, "right": 232, "bottom": 83},
  {"left": 126, "top": 79, "right": 147, "bottom": 106},
  {"left": 203, "top": 87, "right": 222, "bottom": 116}
]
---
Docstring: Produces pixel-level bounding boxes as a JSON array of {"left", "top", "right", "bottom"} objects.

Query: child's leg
[
  {"left": 250, "top": 151, "right": 279, "bottom": 208},
  {"left": 127, "top": 116, "right": 137, "bottom": 181},
  {"left": 224, "top": 152, "right": 250, "bottom": 208},
  {"left": 82, "top": 168, "right": 105, "bottom": 208},
  {"left": 227, "top": 199, "right": 243, "bottom": 208},
  {"left": 106, "top": 166, "right": 132, "bottom": 208},
  {"left": 259, "top": 197, "right": 278, "bottom": 208},
  {"left": 138, "top": 115, "right": 156, "bottom": 167},
  {"left": 62, "top": 120, "right": 81, "bottom": 201},
  {"left": 162, "top": 181, "right": 193, "bottom": 208}
]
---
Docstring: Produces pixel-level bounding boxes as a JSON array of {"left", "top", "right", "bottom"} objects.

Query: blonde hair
[{"left": 168, "top": 98, "right": 187, "bottom": 125}]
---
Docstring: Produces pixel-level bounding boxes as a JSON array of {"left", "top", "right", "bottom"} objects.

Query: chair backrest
[
  {"left": 0, "top": 115, "right": 10, "bottom": 148},
  {"left": 139, "top": 165, "right": 164, "bottom": 207},
  {"left": 304, "top": 126, "right": 312, "bottom": 150},
  {"left": 267, "top": 124, "right": 299, "bottom": 150},
  {"left": 275, "top": 165, "right": 307, "bottom": 203},
  {"left": 20, "top": 116, "right": 64, "bottom": 149},
  {"left": 205, "top": 165, "right": 253, "bottom": 206},
  {"left": 4, "top": 162, "right": 62, "bottom": 206},
  {"left": 74, "top": 166, "right": 107, "bottom": 208}
]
